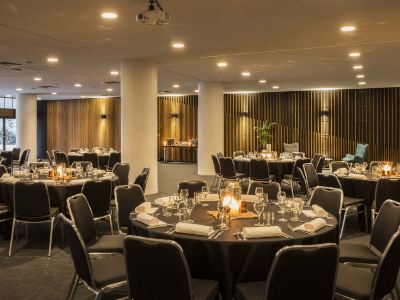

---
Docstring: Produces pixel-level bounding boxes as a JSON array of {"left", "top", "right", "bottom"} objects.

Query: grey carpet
[{"left": 0, "top": 162, "right": 380, "bottom": 299}]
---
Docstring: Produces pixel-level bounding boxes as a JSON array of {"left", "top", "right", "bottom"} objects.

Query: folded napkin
[
  {"left": 242, "top": 226, "right": 282, "bottom": 238},
  {"left": 311, "top": 205, "right": 329, "bottom": 218},
  {"left": 154, "top": 197, "right": 171, "bottom": 206},
  {"left": 348, "top": 173, "right": 367, "bottom": 179},
  {"left": 136, "top": 213, "right": 167, "bottom": 228},
  {"left": 175, "top": 222, "right": 214, "bottom": 236},
  {"left": 135, "top": 202, "right": 158, "bottom": 215},
  {"left": 241, "top": 195, "right": 258, "bottom": 202},
  {"left": 293, "top": 218, "right": 327, "bottom": 234},
  {"left": 1, "top": 176, "right": 19, "bottom": 183},
  {"left": 334, "top": 168, "right": 348, "bottom": 175}
]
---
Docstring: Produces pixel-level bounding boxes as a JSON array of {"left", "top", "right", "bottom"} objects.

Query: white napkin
[
  {"left": 302, "top": 210, "right": 318, "bottom": 218},
  {"left": 311, "top": 205, "right": 329, "bottom": 218},
  {"left": 154, "top": 197, "right": 170, "bottom": 206},
  {"left": 1, "top": 176, "right": 19, "bottom": 183},
  {"left": 204, "top": 194, "right": 220, "bottom": 201},
  {"left": 334, "top": 168, "right": 348, "bottom": 175},
  {"left": 293, "top": 218, "right": 327, "bottom": 234},
  {"left": 134, "top": 202, "right": 159, "bottom": 215},
  {"left": 241, "top": 195, "right": 259, "bottom": 202},
  {"left": 242, "top": 226, "right": 282, "bottom": 239},
  {"left": 348, "top": 173, "right": 367, "bottom": 179},
  {"left": 175, "top": 222, "right": 214, "bottom": 236},
  {"left": 136, "top": 213, "right": 167, "bottom": 228}
]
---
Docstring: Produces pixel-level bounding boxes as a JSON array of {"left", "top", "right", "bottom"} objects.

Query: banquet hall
[{"left": 1, "top": 0, "right": 400, "bottom": 299}]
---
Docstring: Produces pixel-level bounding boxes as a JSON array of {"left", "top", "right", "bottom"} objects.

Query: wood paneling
[
  {"left": 158, "top": 95, "right": 198, "bottom": 162},
  {"left": 46, "top": 97, "right": 120, "bottom": 152},
  {"left": 224, "top": 88, "right": 400, "bottom": 162}
]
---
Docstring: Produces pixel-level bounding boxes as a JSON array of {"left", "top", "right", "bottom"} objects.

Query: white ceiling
[{"left": 1, "top": 0, "right": 400, "bottom": 99}]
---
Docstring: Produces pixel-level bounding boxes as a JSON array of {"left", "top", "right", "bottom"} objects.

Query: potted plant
[{"left": 254, "top": 120, "right": 277, "bottom": 151}]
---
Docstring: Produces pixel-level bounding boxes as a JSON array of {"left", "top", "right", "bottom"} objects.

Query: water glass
[
  {"left": 201, "top": 185, "right": 209, "bottom": 207},
  {"left": 291, "top": 200, "right": 301, "bottom": 222},
  {"left": 255, "top": 187, "right": 263, "bottom": 200},
  {"left": 180, "top": 188, "right": 189, "bottom": 200},
  {"left": 253, "top": 201, "right": 265, "bottom": 226},
  {"left": 185, "top": 198, "right": 195, "bottom": 223}
]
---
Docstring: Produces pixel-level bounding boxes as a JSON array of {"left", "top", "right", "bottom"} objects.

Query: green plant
[{"left": 254, "top": 120, "right": 277, "bottom": 147}]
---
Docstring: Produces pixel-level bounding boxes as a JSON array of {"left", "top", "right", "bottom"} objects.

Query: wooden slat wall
[
  {"left": 158, "top": 95, "right": 198, "bottom": 162},
  {"left": 224, "top": 88, "right": 400, "bottom": 162},
  {"left": 46, "top": 97, "right": 121, "bottom": 152}
]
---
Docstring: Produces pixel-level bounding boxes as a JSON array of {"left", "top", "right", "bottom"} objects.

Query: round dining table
[
  {"left": 67, "top": 152, "right": 111, "bottom": 169},
  {"left": 234, "top": 157, "right": 295, "bottom": 182},
  {"left": 129, "top": 197, "right": 338, "bottom": 300}
]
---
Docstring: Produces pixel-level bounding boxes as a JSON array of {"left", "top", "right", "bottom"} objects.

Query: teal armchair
[{"left": 342, "top": 143, "right": 368, "bottom": 163}]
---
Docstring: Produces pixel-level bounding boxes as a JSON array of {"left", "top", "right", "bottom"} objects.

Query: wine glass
[
  {"left": 255, "top": 187, "right": 263, "bottom": 200},
  {"left": 277, "top": 195, "right": 287, "bottom": 222},
  {"left": 180, "top": 189, "right": 189, "bottom": 200},
  {"left": 253, "top": 200, "right": 264, "bottom": 226},
  {"left": 87, "top": 163, "right": 93, "bottom": 177},
  {"left": 201, "top": 185, "right": 209, "bottom": 207},
  {"left": 174, "top": 193, "right": 183, "bottom": 216},
  {"left": 185, "top": 198, "right": 195, "bottom": 223}
]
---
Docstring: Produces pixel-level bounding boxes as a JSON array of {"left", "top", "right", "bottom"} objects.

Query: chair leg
[
  {"left": 371, "top": 208, "right": 375, "bottom": 229},
  {"left": 290, "top": 180, "right": 294, "bottom": 197},
  {"left": 108, "top": 214, "right": 114, "bottom": 235},
  {"left": 25, "top": 223, "right": 28, "bottom": 241},
  {"left": 95, "top": 291, "right": 103, "bottom": 300},
  {"left": 67, "top": 273, "right": 79, "bottom": 300},
  {"left": 48, "top": 217, "right": 55, "bottom": 257},
  {"left": 8, "top": 218, "right": 16, "bottom": 257},
  {"left": 364, "top": 204, "right": 369, "bottom": 233},
  {"left": 340, "top": 207, "right": 350, "bottom": 239}
]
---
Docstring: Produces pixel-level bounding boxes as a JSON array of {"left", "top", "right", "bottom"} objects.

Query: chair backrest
[
  {"left": 115, "top": 184, "right": 145, "bottom": 229},
  {"left": 283, "top": 142, "right": 299, "bottom": 153},
  {"left": 370, "top": 200, "right": 400, "bottom": 254},
  {"left": 13, "top": 181, "right": 51, "bottom": 221},
  {"left": 83, "top": 152, "right": 99, "bottom": 168},
  {"left": 0, "top": 165, "right": 8, "bottom": 177},
  {"left": 371, "top": 231, "right": 400, "bottom": 300},
  {"left": 67, "top": 193, "right": 97, "bottom": 244},
  {"left": 108, "top": 152, "right": 121, "bottom": 169},
  {"left": 249, "top": 159, "right": 270, "bottom": 181},
  {"left": 216, "top": 152, "right": 224, "bottom": 160},
  {"left": 292, "top": 158, "right": 311, "bottom": 178},
  {"left": 29, "top": 161, "right": 49, "bottom": 169},
  {"left": 133, "top": 167, "right": 150, "bottom": 192},
  {"left": 219, "top": 157, "right": 237, "bottom": 178},
  {"left": 374, "top": 178, "right": 400, "bottom": 212},
  {"left": 81, "top": 179, "right": 112, "bottom": 217},
  {"left": 317, "top": 174, "right": 342, "bottom": 189},
  {"left": 54, "top": 151, "right": 69, "bottom": 166},
  {"left": 311, "top": 154, "right": 322, "bottom": 169},
  {"left": 316, "top": 156, "right": 325, "bottom": 173},
  {"left": 19, "top": 149, "right": 30, "bottom": 165},
  {"left": 303, "top": 163, "right": 319, "bottom": 189},
  {"left": 265, "top": 243, "right": 339, "bottom": 300},
  {"left": 178, "top": 181, "right": 207, "bottom": 198},
  {"left": 355, "top": 143, "right": 368, "bottom": 162},
  {"left": 46, "top": 150, "right": 53, "bottom": 165},
  {"left": 369, "top": 161, "right": 381, "bottom": 170},
  {"left": 211, "top": 155, "right": 221, "bottom": 175},
  {"left": 71, "top": 161, "right": 93, "bottom": 172},
  {"left": 296, "top": 167, "right": 309, "bottom": 196},
  {"left": 247, "top": 181, "right": 280, "bottom": 200},
  {"left": 312, "top": 154, "right": 325, "bottom": 173},
  {"left": 60, "top": 214, "right": 95, "bottom": 288},
  {"left": 309, "top": 186, "right": 343, "bottom": 224},
  {"left": 331, "top": 161, "right": 349, "bottom": 172},
  {"left": 292, "top": 151, "right": 305, "bottom": 159},
  {"left": 12, "top": 147, "right": 21, "bottom": 161},
  {"left": 233, "top": 151, "right": 245, "bottom": 158},
  {"left": 124, "top": 236, "right": 194, "bottom": 300},
  {"left": 113, "top": 163, "right": 130, "bottom": 186},
  {"left": 0, "top": 151, "right": 13, "bottom": 167}
]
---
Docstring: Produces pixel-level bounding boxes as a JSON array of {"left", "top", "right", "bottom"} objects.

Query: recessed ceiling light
[
  {"left": 47, "top": 57, "right": 58, "bottom": 63},
  {"left": 6, "top": 94, "right": 11, "bottom": 97},
  {"left": 37, "top": 97, "right": 42, "bottom": 100},
  {"left": 172, "top": 42, "right": 185, "bottom": 49},
  {"left": 106, "top": 88, "right": 113, "bottom": 92},
  {"left": 101, "top": 12, "right": 118, "bottom": 19},
  {"left": 110, "top": 70, "right": 119, "bottom": 76},
  {"left": 340, "top": 25, "right": 356, "bottom": 32},
  {"left": 356, "top": 74, "right": 365, "bottom": 78},
  {"left": 353, "top": 65, "right": 363, "bottom": 70},
  {"left": 272, "top": 86, "right": 280, "bottom": 89},
  {"left": 349, "top": 52, "right": 361, "bottom": 57},
  {"left": 358, "top": 82, "right": 366, "bottom": 85},
  {"left": 33, "top": 77, "right": 42, "bottom": 81},
  {"left": 74, "top": 83, "right": 82, "bottom": 87},
  {"left": 16, "top": 88, "right": 23, "bottom": 91},
  {"left": 172, "top": 84, "right": 180, "bottom": 88},
  {"left": 258, "top": 79, "right": 267, "bottom": 83},
  {"left": 51, "top": 92, "right": 57, "bottom": 95},
  {"left": 193, "top": 89, "right": 199, "bottom": 93},
  {"left": 217, "top": 62, "right": 228, "bottom": 67},
  {"left": 241, "top": 72, "right": 251, "bottom": 77}
]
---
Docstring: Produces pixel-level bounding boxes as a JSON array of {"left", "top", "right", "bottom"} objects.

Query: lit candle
[
  {"left": 57, "top": 166, "right": 63, "bottom": 177},
  {"left": 163, "top": 141, "right": 167, "bottom": 146},
  {"left": 383, "top": 164, "right": 392, "bottom": 176},
  {"left": 223, "top": 196, "right": 231, "bottom": 207},
  {"left": 230, "top": 198, "right": 241, "bottom": 217}
]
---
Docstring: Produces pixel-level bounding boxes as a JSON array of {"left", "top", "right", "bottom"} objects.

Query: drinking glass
[
  {"left": 217, "top": 201, "right": 230, "bottom": 230},
  {"left": 180, "top": 188, "right": 189, "bottom": 200},
  {"left": 291, "top": 200, "right": 301, "bottom": 222},
  {"left": 396, "top": 163, "right": 400, "bottom": 175},
  {"left": 174, "top": 193, "right": 183, "bottom": 216},
  {"left": 255, "top": 187, "right": 263, "bottom": 200},
  {"left": 185, "top": 198, "right": 195, "bottom": 223},
  {"left": 277, "top": 192, "right": 287, "bottom": 222},
  {"left": 201, "top": 185, "right": 209, "bottom": 207},
  {"left": 162, "top": 196, "right": 174, "bottom": 217},
  {"left": 253, "top": 201, "right": 264, "bottom": 226},
  {"left": 87, "top": 164, "right": 94, "bottom": 178}
]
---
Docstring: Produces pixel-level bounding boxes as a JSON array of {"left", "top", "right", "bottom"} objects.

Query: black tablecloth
[
  {"left": 234, "top": 159, "right": 294, "bottom": 182},
  {"left": 129, "top": 202, "right": 337, "bottom": 300},
  {"left": 67, "top": 154, "right": 110, "bottom": 169}
]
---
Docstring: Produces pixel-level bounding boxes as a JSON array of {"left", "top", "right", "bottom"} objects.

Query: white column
[
  {"left": 197, "top": 82, "right": 224, "bottom": 175},
  {"left": 121, "top": 60, "right": 158, "bottom": 194},
  {"left": 16, "top": 93, "right": 37, "bottom": 162}
]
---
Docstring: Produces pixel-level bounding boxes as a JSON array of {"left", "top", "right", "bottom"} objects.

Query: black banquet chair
[
  {"left": 235, "top": 243, "right": 339, "bottom": 300},
  {"left": 282, "top": 158, "right": 310, "bottom": 196},
  {"left": 9, "top": 181, "right": 59, "bottom": 256},
  {"left": 211, "top": 154, "right": 222, "bottom": 192},
  {"left": 12, "top": 147, "right": 21, "bottom": 162},
  {"left": 61, "top": 214, "right": 127, "bottom": 300},
  {"left": 67, "top": 194, "right": 124, "bottom": 254},
  {"left": 177, "top": 180, "right": 207, "bottom": 198},
  {"left": 113, "top": 163, "right": 130, "bottom": 186},
  {"left": 331, "top": 161, "right": 349, "bottom": 172},
  {"left": 247, "top": 181, "right": 281, "bottom": 201},
  {"left": 106, "top": 152, "right": 121, "bottom": 171},
  {"left": 133, "top": 167, "right": 150, "bottom": 193},
  {"left": 1, "top": 151, "right": 13, "bottom": 168},
  {"left": 83, "top": 152, "right": 99, "bottom": 168},
  {"left": 81, "top": 179, "right": 113, "bottom": 233},
  {"left": 54, "top": 151, "right": 69, "bottom": 166},
  {"left": 340, "top": 199, "right": 400, "bottom": 266},
  {"left": 114, "top": 184, "right": 145, "bottom": 233},
  {"left": 303, "top": 162, "right": 319, "bottom": 192},
  {"left": 18, "top": 149, "right": 30, "bottom": 166},
  {"left": 233, "top": 150, "right": 245, "bottom": 158},
  {"left": 0, "top": 164, "right": 8, "bottom": 177},
  {"left": 372, "top": 178, "right": 400, "bottom": 225},
  {"left": 335, "top": 230, "right": 400, "bottom": 300},
  {"left": 248, "top": 159, "right": 275, "bottom": 185},
  {"left": 124, "top": 235, "right": 219, "bottom": 300},
  {"left": 218, "top": 157, "right": 246, "bottom": 190}
]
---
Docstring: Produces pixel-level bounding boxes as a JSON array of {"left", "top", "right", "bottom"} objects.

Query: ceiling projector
[{"left": 136, "top": 0, "right": 170, "bottom": 25}]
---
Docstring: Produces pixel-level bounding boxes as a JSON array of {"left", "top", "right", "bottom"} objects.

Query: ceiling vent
[
  {"left": 36, "top": 85, "right": 59, "bottom": 89},
  {"left": 101, "top": 81, "right": 120, "bottom": 85}
]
